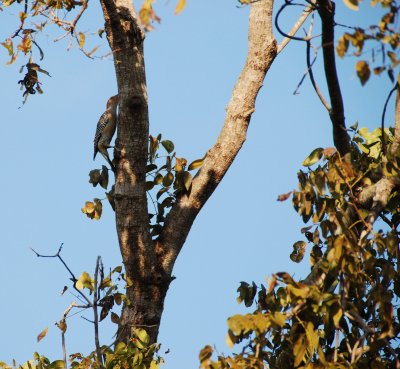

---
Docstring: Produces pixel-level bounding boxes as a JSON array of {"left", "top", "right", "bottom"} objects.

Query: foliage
[
  {"left": 0, "top": 330, "right": 162, "bottom": 369},
  {"left": 200, "top": 128, "right": 400, "bottom": 368},
  {"left": 84, "top": 134, "right": 204, "bottom": 239},
  {"left": 0, "top": 253, "right": 162, "bottom": 369},
  {"left": 339, "top": 0, "right": 399, "bottom": 85}
]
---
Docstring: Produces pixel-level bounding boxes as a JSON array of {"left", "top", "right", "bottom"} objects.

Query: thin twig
[
  {"left": 306, "top": 36, "right": 330, "bottom": 110},
  {"left": 70, "top": 0, "right": 89, "bottom": 33},
  {"left": 381, "top": 82, "right": 399, "bottom": 155},
  {"left": 31, "top": 244, "right": 92, "bottom": 305},
  {"left": 277, "top": 0, "right": 317, "bottom": 54},
  {"left": 93, "top": 256, "right": 104, "bottom": 369}
]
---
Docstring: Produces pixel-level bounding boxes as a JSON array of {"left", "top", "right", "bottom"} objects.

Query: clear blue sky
[{"left": 0, "top": 0, "right": 393, "bottom": 368}]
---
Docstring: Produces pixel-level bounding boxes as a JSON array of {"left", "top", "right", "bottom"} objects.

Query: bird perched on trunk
[{"left": 93, "top": 95, "right": 119, "bottom": 172}]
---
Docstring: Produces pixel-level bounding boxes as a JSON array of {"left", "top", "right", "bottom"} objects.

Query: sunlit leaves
[
  {"left": 175, "top": 0, "right": 186, "bottom": 14},
  {"left": 302, "top": 148, "right": 323, "bottom": 167},
  {"left": 76, "top": 272, "right": 94, "bottom": 291},
  {"left": 78, "top": 32, "right": 85, "bottom": 48},
  {"left": 139, "top": 0, "right": 160, "bottom": 31},
  {"left": 336, "top": 4, "right": 399, "bottom": 85},
  {"left": 202, "top": 128, "right": 400, "bottom": 368},
  {"left": 81, "top": 199, "right": 102, "bottom": 220},
  {"left": 342, "top": 0, "right": 359, "bottom": 11}
]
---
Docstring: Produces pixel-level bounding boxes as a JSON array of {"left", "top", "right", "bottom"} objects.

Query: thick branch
[
  {"left": 100, "top": 0, "right": 167, "bottom": 344},
  {"left": 158, "top": 0, "right": 277, "bottom": 275},
  {"left": 390, "top": 84, "right": 400, "bottom": 156},
  {"left": 317, "top": 0, "right": 351, "bottom": 156}
]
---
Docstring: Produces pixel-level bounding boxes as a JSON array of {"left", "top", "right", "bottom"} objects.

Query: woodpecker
[{"left": 93, "top": 95, "right": 119, "bottom": 171}]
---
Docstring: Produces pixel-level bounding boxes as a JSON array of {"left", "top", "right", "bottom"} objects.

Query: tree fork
[{"left": 100, "top": 0, "right": 278, "bottom": 345}]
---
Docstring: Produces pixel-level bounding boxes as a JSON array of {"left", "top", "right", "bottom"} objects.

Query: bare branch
[
  {"left": 317, "top": 0, "right": 351, "bottom": 155},
  {"left": 31, "top": 244, "right": 92, "bottom": 305},
  {"left": 70, "top": 0, "right": 88, "bottom": 34},
  {"left": 306, "top": 36, "right": 330, "bottom": 110},
  {"left": 158, "top": 0, "right": 277, "bottom": 275},
  {"left": 93, "top": 256, "right": 104, "bottom": 368},
  {"left": 277, "top": 0, "right": 317, "bottom": 54},
  {"left": 59, "top": 302, "right": 79, "bottom": 369}
]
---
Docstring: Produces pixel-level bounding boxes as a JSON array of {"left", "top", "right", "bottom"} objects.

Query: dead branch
[{"left": 277, "top": 0, "right": 317, "bottom": 54}]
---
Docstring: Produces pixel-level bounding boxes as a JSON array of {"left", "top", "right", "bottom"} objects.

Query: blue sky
[{"left": 0, "top": 0, "right": 394, "bottom": 368}]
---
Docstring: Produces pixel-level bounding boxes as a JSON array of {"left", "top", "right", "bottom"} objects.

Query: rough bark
[
  {"left": 99, "top": 0, "right": 163, "bottom": 343},
  {"left": 157, "top": 0, "right": 277, "bottom": 276},
  {"left": 100, "top": 0, "right": 277, "bottom": 344}
]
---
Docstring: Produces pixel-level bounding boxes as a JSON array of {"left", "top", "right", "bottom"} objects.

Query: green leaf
[
  {"left": 48, "top": 361, "right": 65, "bottom": 369},
  {"left": 302, "top": 148, "right": 323, "bottom": 167},
  {"left": 182, "top": 171, "right": 192, "bottom": 192},
  {"left": 161, "top": 140, "right": 174, "bottom": 153},
  {"left": 163, "top": 172, "right": 174, "bottom": 187}
]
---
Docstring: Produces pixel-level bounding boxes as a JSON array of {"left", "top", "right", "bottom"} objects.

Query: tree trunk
[{"left": 99, "top": 0, "right": 277, "bottom": 344}]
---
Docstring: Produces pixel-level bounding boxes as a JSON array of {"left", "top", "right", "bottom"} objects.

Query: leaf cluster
[
  {"left": 0, "top": 329, "right": 162, "bottom": 369},
  {"left": 83, "top": 134, "right": 204, "bottom": 241},
  {"left": 200, "top": 128, "right": 400, "bottom": 368},
  {"left": 69, "top": 329, "right": 162, "bottom": 369},
  {"left": 338, "top": 0, "right": 399, "bottom": 85}
]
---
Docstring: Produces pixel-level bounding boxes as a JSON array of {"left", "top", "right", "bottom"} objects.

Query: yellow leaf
[
  {"left": 188, "top": 158, "right": 204, "bottom": 171},
  {"left": 87, "top": 45, "right": 100, "bottom": 57},
  {"left": 356, "top": 60, "right": 370, "bottom": 86},
  {"left": 78, "top": 32, "right": 85, "bottom": 48},
  {"left": 76, "top": 271, "right": 94, "bottom": 291},
  {"left": 342, "top": 0, "right": 359, "bottom": 10},
  {"left": 37, "top": 327, "right": 48, "bottom": 342},
  {"left": 175, "top": 0, "right": 186, "bottom": 14},
  {"left": 226, "top": 332, "right": 235, "bottom": 348}
]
